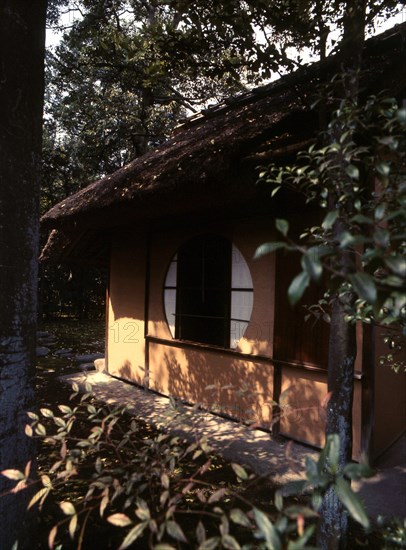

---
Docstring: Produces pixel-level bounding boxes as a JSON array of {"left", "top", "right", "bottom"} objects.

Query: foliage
[
  {"left": 377, "top": 516, "right": 406, "bottom": 549},
  {"left": 38, "top": 264, "right": 106, "bottom": 321},
  {"left": 42, "top": 0, "right": 271, "bottom": 320},
  {"left": 0, "top": 383, "right": 376, "bottom": 550},
  {"left": 43, "top": 0, "right": 255, "bottom": 194},
  {"left": 40, "top": 2, "right": 403, "bottom": 322},
  {"left": 256, "top": 92, "right": 406, "bottom": 371}
]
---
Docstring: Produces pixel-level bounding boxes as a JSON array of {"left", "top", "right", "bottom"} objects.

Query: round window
[{"left": 164, "top": 236, "right": 253, "bottom": 348}]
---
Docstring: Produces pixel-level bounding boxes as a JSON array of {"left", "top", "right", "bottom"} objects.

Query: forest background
[
  {"left": 0, "top": 1, "right": 404, "bottom": 549},
  {"left": 39, "top": 0, "right": 403, "bottom": 321}
]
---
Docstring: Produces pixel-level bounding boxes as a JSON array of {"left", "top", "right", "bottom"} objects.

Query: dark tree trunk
[
  {"left": 0, "top": 2, "right": 47, "bottom": 548},
  {"left": 317, "top": 2, "right": 366, "bottom": 548},
  {"left": 318, "top": 285, "right": 357, "bottom": 549}
]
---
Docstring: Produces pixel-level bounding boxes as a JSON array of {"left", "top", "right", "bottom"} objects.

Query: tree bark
[
  {"left": 0, "top": 2, "right": 47, "bottom": 548},
  {"left": 317, "top": 2, "right": 366, "bottom": 548},
  {"left": 318, "top": 289, "right": 357, "bottom": 549}
]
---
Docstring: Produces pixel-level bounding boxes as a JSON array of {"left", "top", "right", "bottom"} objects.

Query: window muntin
[
  {"left": 164, "top": 236, "right": 253, "bottom": 348},
  {"left": 230, "top": 244, "right": 254, "bottom": 348}
]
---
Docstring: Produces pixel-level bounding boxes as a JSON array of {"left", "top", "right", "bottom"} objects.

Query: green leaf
[
  {"left": 230, "top": 508, "right": 251, "bottom": 527},
  {"left": 222, "top": 534, "right": 241, "bottom": 550},
  {"left": 25, "top": 424, "right": 33, "bottom": 437},
  {"left": 136, "top": 504, "right": 150, "bottom": 521},
  {"left": 58, "top": 405, "right": 72, "bottom": 415},
  {"left": 87, "top": 405, "right": 97, "bottom": 415},
  {"left": 107, "top": 513, "right": 132, "bottom": 527},
  {"left": 334, "top": 477, "right": 370, "bottom": 529},
  {"left": 253, "top": 508, "right": 281, "bottom": 550},
  {"left": 53, "top": 416, "right": 66, "bottom": 428},
  {"left": 322, "top": 210, "right": 339, "bottom": 230},
  {"left": 376, "top": 162, "right": 390, "bottom": 177},
  {"left": 208, "top": 488, "right": 227, "bottom": 503},
  {"left": 351, "top": 214, "right": 373, "bottom": 225},
  {"left": 41, "top": 474, "right": 52, "bottom": 488},
  {"left": 35, "top": 423, "right": 47, "bottom": 436},
  {"left": 339, "top": 231, "right": 356, "bottom": 248},
  {"left": 301, "top": 253, "right": 323, "bottom": 282},
  {"left": 1, "top": 469, "right": 25, "bottom": 481},
  {"left": 343, "top": 463, "right": 375, "bottom": 480},
  {"left": 327, "top": 434, "right": 340, "bottom": 474},
  {"left": 274, "top": 491, "right": 283, "bottom": 511},
  {"left": 381, "top": 275, "right": 405, "bottom": 288},
  {"left": 198, "top": 538, "right": 220, "bottom": 550},
  {"left": 231, "top": 463, "right": 248, "bottom": 481},
  {"left": 284, "top": 505, "right": 319, "bottom": 519},
  {"left": 69, "top": 514, "right": 77, "bottom": 539},
  {"left": 346, "top": 164, "right": 359, "bottom": 180},
  {"left": 385, "top": 257, "right": 406, "bottom": 278},
  {"left": 349, "top": 273, "right": 377, "bottom": 304},
  {"left": 196, "top": 521, "right": 206, "bottom": 544},
  {"left": 374, "top": 203, "right": 386, "bottom": 221},
  {"left": 40, "top": 408, "right": 54, "bottom": 418},
  {"left": 288, "top": 271, "right": 310, "bottom": 306},
  {"left": 48, "top": 525, "right": 58, "bottom": 550},
  {"left": 161, "top": 472, "right": 170, "bottom": 489},
  {"left": 254, "top": 242, "right": 286, "bottom": 259},
  {"left": 28, "top": 488, "right": 49, "bottom": 510},
  {"left": 309, "top": 245, "right": 335, "bottom": 258},
  {"left": 166, "top": 520, "right": 187, "bottom": 543},
  {"left": 60, "top": 502, "right": 76, "bottom": 516},
  {"left": 118, "top": 522, "right": 148, "bottom": 550},
  {"left": 396, "top": 108, "right": 406, "bottom": 124},
  {"left": 276, "top": 218, "right": 289, "bottom": 237}
]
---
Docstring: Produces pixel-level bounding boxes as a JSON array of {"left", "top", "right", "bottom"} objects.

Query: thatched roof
[{"left": 41, "top": 23, "right": 406, "bottom": 265}]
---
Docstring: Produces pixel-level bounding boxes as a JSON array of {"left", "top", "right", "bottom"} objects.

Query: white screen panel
[
  {"left": 165, "top": 258, "right": 177, "bottom": 287},
  {"left": 231, "top": 244, "right": 253, "bottom": 289},
  {"left": 231, "top": 290, "right": 253, "bottom": 322},
  {"left": 164, "top": 289, "right": 177, "bottom": 337}
]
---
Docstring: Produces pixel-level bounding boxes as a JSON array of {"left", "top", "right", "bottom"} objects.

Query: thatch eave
[{"left": 40, "top": 23, "right": 406, "bottom": 264}]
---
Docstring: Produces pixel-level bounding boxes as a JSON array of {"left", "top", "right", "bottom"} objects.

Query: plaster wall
[
  {"left": 149, "top": 342, "right": 275, "bottom": 426},
  {"left": 107, "top": 230, "right": 146, "bottom": 384},
  {"left": 279, "top": 367, "right": 362, "bottom": 459},
  {"left": 106, "top": 217, "right": 365, "bottom": 457},
  {"left": 147, "top": 218, "right": 276, "bottom": 424},
  {"left": 147, "top": 218, "right": 276, "bottom": 356}
]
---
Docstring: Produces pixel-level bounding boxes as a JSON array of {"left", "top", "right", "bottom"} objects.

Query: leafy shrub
[{"left": 2, "top": 383, "right": 376, "bottom": 549}]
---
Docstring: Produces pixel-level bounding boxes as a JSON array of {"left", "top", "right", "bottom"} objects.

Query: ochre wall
[
  {"left": 279, "top": 367, "right": 362, "bottom": 459},
  {"left": 107, "top": 230, "right": 146, "bottom": 384},
  {"left": 106, "top": 218, "right": 363, "bottom": 458},
  {"left": 148, "top": 219, "right": 276, "bottom": 356},
  {"left": 147, "top": 219, "right": 277, "bottom": 426},
  {"left": 149, "top": 342, "right": 275, "bottom": 426}
]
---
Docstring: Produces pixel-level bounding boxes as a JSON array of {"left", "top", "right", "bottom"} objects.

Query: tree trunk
[
  {"left": 318, "top": 290, "right": 357, "bottom": 549},
  {"left": 0, "top": 2, "right": 47, "bottom": 548},
  {"left": 317, "top": 2, "right": 366, "bottom": 548}
]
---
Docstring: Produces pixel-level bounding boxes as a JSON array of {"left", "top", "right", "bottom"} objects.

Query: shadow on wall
[
  {"left": 149, "top": 341, "right": 328, "bottom": 445},
  {"left": 149, "top": 342, "right": 274, "bottom": 428},
  {"left": 280, "top": 370, "right": 327, "bottom": 447},
  {"left": 116, "top": 359, "right": 148, "bottom": 386}
]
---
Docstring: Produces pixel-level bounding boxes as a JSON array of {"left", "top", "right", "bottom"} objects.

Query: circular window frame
[{"left": 163, "top": 237, "right": 253, "bottom": 349}]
